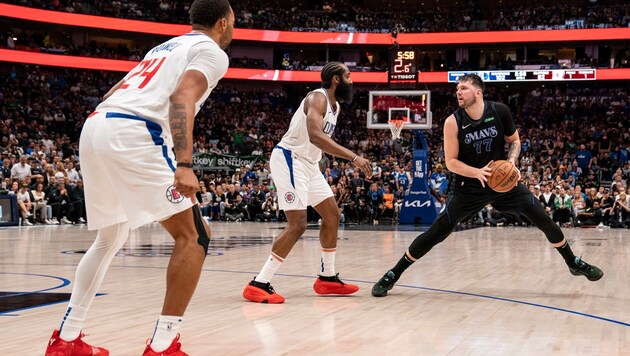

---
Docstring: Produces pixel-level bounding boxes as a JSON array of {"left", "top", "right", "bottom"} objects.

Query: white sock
[
  {"left": 59, "top": 223, "right": 130, "bottom": 341},
  {"left": 320, "top": 248, "right": 336, "bottom": 277},
  {"left": 150, "top": 315, "right": 183, "bottom": 352},
  {"left": 59, "top": 304, "right": 87, "bottom": 341},
  {"left": 254, "top": 252, "right": 284, "bottom": 284}
]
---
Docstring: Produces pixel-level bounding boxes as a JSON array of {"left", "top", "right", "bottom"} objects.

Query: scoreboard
[{"left": 448, "top": 69, "right": 596, "bottom": 82}]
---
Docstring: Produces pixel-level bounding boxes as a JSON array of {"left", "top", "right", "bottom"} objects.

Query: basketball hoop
[{"left": 388, "top": 119, "right": 405, "bottom": 140}]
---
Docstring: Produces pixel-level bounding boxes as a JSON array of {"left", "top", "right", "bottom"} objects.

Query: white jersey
[
  {"left": 278, "top": 88, "right": 340, "bottom": 164},
  {"left": 96, "top": 31, "right": 229, "bottom": 127}
]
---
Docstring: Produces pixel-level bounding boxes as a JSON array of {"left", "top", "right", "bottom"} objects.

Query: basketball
[{"left": 487, "top": 160, "right": 519, "bottom": 193}]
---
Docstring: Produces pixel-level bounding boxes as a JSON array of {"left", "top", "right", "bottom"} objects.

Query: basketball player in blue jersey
[
  {"left": 243, "top": 62, "right": 372, "bottom": 303},
  {"left": 372, "top": 74, "right": 603, "bottom": 297},
  {"left": 45, "top": 0, "right": 234, "bottom": 354}
]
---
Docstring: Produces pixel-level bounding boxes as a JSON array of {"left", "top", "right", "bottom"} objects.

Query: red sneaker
[
  {"left": 313, "top": 274, "right": 359, "bottom": 295},
  {"left": 242, "top": 279, "right": 285, "bottom": 304},
  {"left": 45, "top": 329, "right": 109, "bottom": 356},
  {"left": 142, "top": 334, "right": 188, "bottom": 356}
]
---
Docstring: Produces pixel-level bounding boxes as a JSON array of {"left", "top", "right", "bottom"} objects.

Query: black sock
[
  {"left": 556, "top": 241, "right": 577, "bottom": 268},
  {"left": 391, "top": 254, "right": 414, "bottom": 277}
]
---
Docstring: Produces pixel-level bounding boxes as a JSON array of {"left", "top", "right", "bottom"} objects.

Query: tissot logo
[{"left": 464, "top": 126, "right": 498, "bottom": 144}]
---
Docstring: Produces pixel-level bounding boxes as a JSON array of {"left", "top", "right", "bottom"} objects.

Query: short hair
[
  {"left": 189, "top": 0, "right": 231, "bottom": 28},
  {"left": 458, "top": 73, "right": 484, "bottom": 91},
  {"left": 321, "top": 62, "right": 346, "bottom": 89}
]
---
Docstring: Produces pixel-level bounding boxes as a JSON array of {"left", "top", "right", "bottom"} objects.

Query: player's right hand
[
  {"left": 353, "top": 156, "right": 372, "bottom": 177},
  {"left": 475, "top": 160, "right": 494, "bottom": 188},
  {"left": 173, "top": 167, "right": 199, "bottom": 204}
]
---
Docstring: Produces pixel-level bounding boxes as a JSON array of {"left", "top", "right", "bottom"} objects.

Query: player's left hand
[
  {"left": 509, "top": 160, "right": 522, "bottom": 181},
  {"left": 173, "top": 167, "right": 199, "bottom": 204}
]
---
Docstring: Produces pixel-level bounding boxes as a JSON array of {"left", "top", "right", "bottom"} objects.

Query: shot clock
[{"left": 388, "top": 48, "right": 418, "bottom": 85}]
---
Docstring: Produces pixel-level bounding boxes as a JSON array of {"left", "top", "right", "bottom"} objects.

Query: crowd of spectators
[
  {"left": 1, "top": 64, "right": 628, "bottom": 228},
  {"left": 5, "top": 0, "right": 630, "bottom": 33}
]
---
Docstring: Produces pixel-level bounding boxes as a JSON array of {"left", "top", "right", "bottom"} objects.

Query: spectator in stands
[
  {"left": 69, "top": 179, "right": 86, "bottom": 223},
  {"left": 429, "top": 163, "right": 447, "bottom": 199},
  {"left": 2, "top": 159, "right": 12, "bottom": 179},
  {"left": 32, "top": 182, "right": 49, "bottom": 224},
  {"left": 11, "top": 155, "right": 31, "bottom": 181},
  {"left": 554, "top": 187, "right": 572, "bottom": 226},
  {"left": 48, "top": 182, "right": 73, "bottom": 224},
  {"left": 16, "top": 183, "right": 34, "bottom": 225}
]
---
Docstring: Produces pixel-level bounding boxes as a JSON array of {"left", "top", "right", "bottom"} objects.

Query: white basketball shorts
[
  {"left": 79, "top": 111, "right": 193, "bottom": 230},
  {"left": 270, "top": 145, "right": 333, "bottom": 211}
]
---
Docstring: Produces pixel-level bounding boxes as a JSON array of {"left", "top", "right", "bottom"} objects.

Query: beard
[
  {"left": 219, "top": 28, "right": 233, "bottom": 50},
  {"left": 458, "top": 95, "right": 476, "bottom": 109},
  {"left": 335, "top": 80, "right": 353, "bottom": 103}
]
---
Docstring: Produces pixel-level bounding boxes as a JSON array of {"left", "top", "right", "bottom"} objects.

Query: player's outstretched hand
[
  {"left": 475, "top": 160, "right": 494, "bottom": 188},
  {"left": 174, "top": 167, "right": 199, "bottom": 204},
  {"left": 354, "top": 156, "right": 372, "bottom": 178}
]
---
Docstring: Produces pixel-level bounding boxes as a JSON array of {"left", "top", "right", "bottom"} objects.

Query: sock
[
  {"left": 391, "top": 251, "right": 415, "bottom": 277},
  {"left": 150, "top": 315, "right": 183, "bottom": 352},
  {"left": 254, "top": 252, "right": 284, "bottom": 284},
  {"left": 556, "top": 241, "right": 577, "bottom": 268},
  {"left": 59, "top": 304, "right": 87, "bottom": 341},
  {"left": 320, "top": 247, "right": 336, "bottom": 277}
]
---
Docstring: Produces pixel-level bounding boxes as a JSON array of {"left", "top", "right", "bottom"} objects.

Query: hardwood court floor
[{"left": 1, "top": 222, "right": 628, "bottom": 355}]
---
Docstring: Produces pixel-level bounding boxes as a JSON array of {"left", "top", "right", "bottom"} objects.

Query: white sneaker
[
  {"left": 46, "top": 219, "right": 54, "bottom": 224},
  {"left": 78, "top": 217, "right": 86, "bottom": 223},
  {"left": 61, "top": 217, "right": 72, "bottom": 224},
  {"left": 22, "top": 220, "right": 33, "bottom": 226},
  {"left": 51, "top": 217, "right": 59, "bottom": 224}
]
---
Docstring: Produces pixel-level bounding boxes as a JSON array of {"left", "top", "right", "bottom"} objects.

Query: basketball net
[{"left": 388, "top": 119, "right": 405, "bottom": 140}]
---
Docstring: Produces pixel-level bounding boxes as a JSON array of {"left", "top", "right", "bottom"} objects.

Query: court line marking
[
  {"left": 0, "top": 272, "right": 70, "bottom": 299},
  {"left": 0, "top": 272, "right": 72, "bottom": 316},
  {"left": 1, "top": 263, "right": 627, "bottom": 327}
]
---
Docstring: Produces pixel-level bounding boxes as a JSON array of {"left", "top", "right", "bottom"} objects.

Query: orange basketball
[{"left": 487, "top": 160, "right": 519, "bottom": 193}]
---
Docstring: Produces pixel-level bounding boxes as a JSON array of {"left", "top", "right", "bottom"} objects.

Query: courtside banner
[
  {"left": 193, "top": 152, "right": 264, "bottom": 171},
  {"left": 2, "top": 50, "right": 630, "bottom": 82},
  {"left": 2, "top": 4, "right": 630, "bottom": 45}
]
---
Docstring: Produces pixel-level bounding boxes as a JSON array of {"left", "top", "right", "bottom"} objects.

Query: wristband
[
  {"left": 351, "top": 155, "right": 358, "bottom": 162},
  {"left": 177, "top": 162, "right": 194, "bottom": 168}
]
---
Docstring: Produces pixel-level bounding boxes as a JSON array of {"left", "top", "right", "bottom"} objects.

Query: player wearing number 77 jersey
[{"left": 44, "top": 1, "right": 233, "bottom": 355}]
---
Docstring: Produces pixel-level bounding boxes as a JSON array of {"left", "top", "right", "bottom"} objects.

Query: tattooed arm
[
  {"left": 505, "top": 130, "right": 521, "bottom": 166},
  {"left": 168, "top": 70, "right": 208, "bottom": 200}
]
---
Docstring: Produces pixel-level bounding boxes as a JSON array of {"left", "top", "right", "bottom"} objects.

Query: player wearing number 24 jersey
[{"left": 45, "top": 1, "right": 234, "bottom": 355}]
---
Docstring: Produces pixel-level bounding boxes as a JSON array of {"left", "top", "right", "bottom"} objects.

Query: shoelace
[
  {"left": 265, "top": 283, "right": 276, "bottom": 293},
  {"left": 333, "top": 273, "right": 346, "bottom": 285}
]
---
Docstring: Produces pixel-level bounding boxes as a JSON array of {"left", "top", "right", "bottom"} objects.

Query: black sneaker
[
  {"left": 569, "top": 256, "right": 603, "bottom": 281},
  {"left": 371, "top": 270, "right": 399, "bottom": 297}
]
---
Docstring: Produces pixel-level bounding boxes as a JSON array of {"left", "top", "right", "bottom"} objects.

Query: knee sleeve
[
  {"left": 408, "top": 214, "right": 457, "bottom": 260},
  {"left": 192, "top": 205, "right": 210, "bottom": 255},
  {"left": 521, "top": 202, "right": 564, "bottom": 244}
]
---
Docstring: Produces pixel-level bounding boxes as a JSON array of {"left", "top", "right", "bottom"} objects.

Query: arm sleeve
[
  {"left": 185, "top": 42, "right": 229, "bottom": 90},
  {"left": 496, "top": 102, "right": 517, "bottom": 137}
]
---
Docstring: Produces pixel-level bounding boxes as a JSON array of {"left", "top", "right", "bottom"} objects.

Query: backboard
[{"left": 367, "top": 90, "right": 431, "bottom": 130}]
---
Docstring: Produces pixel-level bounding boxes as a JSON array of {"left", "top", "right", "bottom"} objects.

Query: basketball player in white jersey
[
  {"left": 45, "top": 1, "right": 234, "bottom": 355},
  {"left": 243, "top": 62, "right": 372, "bottom": 304}
]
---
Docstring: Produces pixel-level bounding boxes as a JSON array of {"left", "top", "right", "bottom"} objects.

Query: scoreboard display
[
  {"left": 448, "top": 69, "right": 596, "bottom": 82},
  {"left": 388, "top": 48, "right": 418, "bottom": 83}
]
